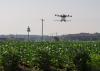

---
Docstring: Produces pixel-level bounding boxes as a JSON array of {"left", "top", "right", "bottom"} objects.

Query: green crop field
[{"left": 0, "top": 40, "right": 100, "bottom": 71}]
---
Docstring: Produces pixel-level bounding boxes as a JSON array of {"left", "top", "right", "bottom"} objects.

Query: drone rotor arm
[{"left": 55, "top": 14, "right": 61, "bottom": 17}]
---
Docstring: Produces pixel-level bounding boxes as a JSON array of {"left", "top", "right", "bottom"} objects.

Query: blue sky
[{"left": 0, "top": 0, "right": 100, "bottom": 35}]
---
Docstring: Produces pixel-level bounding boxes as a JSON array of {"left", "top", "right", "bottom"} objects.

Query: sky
[{"left": 0, "top": 0, "right": 100, "bottom": 35}]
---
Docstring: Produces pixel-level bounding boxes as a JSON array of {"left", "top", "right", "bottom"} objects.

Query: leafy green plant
[
  {"left": 73, "top": 49, "right": 91, "bottom": 71},
  {"left": 1, "top": 52, "right": 20, "bottom": 71},
  {"left": 35, "top": 49, "right": 52, "bottom": 71},
  {"left": 0, "top": 40, "right": 100, "bottom": 71}
]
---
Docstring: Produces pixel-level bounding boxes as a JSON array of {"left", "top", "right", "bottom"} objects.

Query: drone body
[{"left": 55, "top": 14, "right": 72, "bottom": 22}]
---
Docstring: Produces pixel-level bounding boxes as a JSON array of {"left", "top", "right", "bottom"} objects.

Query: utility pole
[
  {"left": 41, "top": 19, "right": 45, "bottom": 41},
  {"left": 27, "top": 26, "right": 31, "bottom": 41}
]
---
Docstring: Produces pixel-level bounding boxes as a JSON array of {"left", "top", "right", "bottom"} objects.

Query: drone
[{"left": 55, "top": 14, "right": 72, "bottom": 22}]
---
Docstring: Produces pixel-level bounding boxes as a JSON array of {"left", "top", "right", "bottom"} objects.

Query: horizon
[
  {"left": 0, "top": 0, "right": 100, "bottom": 35},
  {"left": 0, "top": 32, "right": 100, "bottom": 36}
]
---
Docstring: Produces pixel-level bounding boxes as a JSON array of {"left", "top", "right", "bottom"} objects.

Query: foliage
[
  {"left": 0, "top": 40, "right": 100, "bottom": 71},
  {"left": 1, "top": 52, "right": 20, "bottom": 71},
  {"left": 73, "top": 49, "right": 91, "bottom": 71}
]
